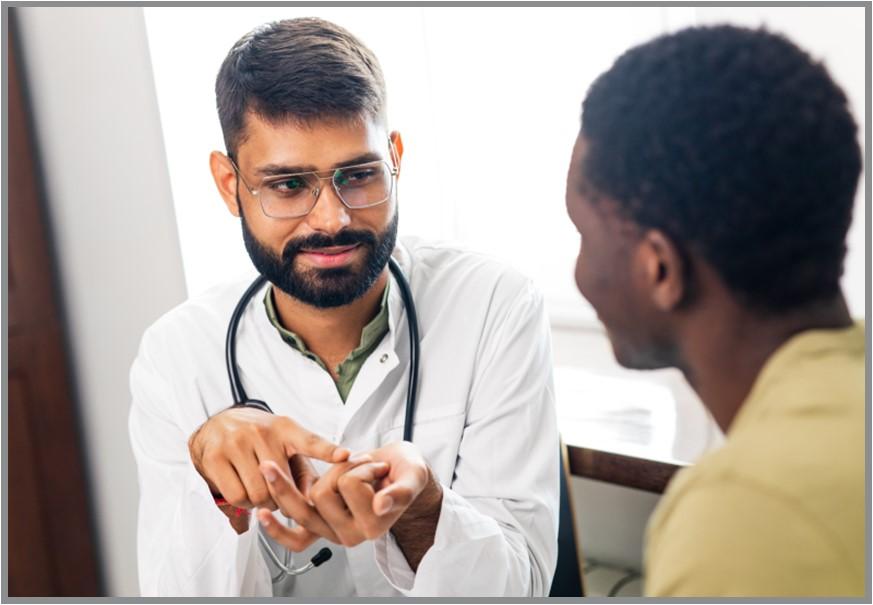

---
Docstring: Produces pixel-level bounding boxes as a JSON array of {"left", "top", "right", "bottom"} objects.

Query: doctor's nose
[{"left": 305, "top": 184, "right": 352, "bottom": 233}]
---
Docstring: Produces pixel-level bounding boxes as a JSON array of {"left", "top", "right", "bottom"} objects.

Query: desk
[{"left": 555, "top": 367, "right": 722, "bottom": 494}]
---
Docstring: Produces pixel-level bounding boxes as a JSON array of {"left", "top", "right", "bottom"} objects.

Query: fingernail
[
  {"left": 263, "top": 468, "right": 277, "bottom": 483},
  {"left": 334, "top": 447, "right": 351, "bottom": 461},
  {"left": 348, "top": 453, "right": 373, "bottom": 465},
  {"left": 376, "top": 496, "right": 394, "bottom": 515},
  {"left": 258, "top": 514, "right": 270, "bottom": 527}
]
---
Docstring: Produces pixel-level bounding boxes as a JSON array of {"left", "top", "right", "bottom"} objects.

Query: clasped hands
[{"left": 188, "top": 406, "right": 442, "bottom": 553}]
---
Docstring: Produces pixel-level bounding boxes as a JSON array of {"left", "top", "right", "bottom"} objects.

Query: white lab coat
[{"left": 129, "top": 237, "right": 559, "bottom": 597}]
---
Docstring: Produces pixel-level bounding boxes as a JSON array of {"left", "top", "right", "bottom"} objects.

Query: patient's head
[
  {"left": 215, "top": 17, "right": 387, "bottom": 159},
  {"left": 566, "top": 25, "right": 861, "bottom": 369}
]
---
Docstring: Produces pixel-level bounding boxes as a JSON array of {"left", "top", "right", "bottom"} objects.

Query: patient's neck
[{"left": 679, "top": 293, "right": 852, "bottom": 433}]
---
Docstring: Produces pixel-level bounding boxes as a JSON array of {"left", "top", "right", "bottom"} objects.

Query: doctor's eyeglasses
[{"left": 229, "top": 156, "right": 398, "bottom": 219}]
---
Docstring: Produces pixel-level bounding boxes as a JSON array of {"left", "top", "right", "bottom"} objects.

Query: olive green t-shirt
[
  {"left": 263, "top": 284, "right": 390, "bottom": 403},
  {"left": 645, "top": 322, "right": 865, "bottom": 597}
]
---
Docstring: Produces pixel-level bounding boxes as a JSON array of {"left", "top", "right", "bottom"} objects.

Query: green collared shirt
[{"left": 263, "top": 284, "right": 390, "bottom": 403}]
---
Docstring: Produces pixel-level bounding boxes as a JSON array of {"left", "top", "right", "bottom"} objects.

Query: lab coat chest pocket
[{"left": 380, "top": 412, "right": 466, "bottom": 486}]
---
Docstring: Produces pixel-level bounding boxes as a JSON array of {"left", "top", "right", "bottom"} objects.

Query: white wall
[
  {"left": 143, "top": 6, "right": 673, "bottom": 323},
  {"left": 14, "top": 7, "right": 187, "bottom": 596}
]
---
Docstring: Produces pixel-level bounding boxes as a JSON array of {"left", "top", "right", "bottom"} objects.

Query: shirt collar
[
  {"left": 729, "top": 320, "right": 864, "bottom": 436},
  {"left": 262, "top": 279, "right": 391, "bottom": 359}
]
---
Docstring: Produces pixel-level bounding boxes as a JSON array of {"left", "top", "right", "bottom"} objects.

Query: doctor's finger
[
  {"left": 256, "top": 509, "right": 319, "bottom": 553},
  {"left": 338, "top": 463, "right": 392, "bottom": 539},
  {"left": 316, "top": 455, "right": 374, "bottom": 493},
  {"left": 338, "top": 460, "right": 390, "bottom": 486},
  {"left": 309, "top": 476, "right": 361, "bottom": 545},
  {"left": 211, "top": 457, "right": 254, "bottom": 509},
  {"left": 372, "top": 470, "right": 425, "bottom": 517},
  {"left": 277, "top": 417, "right": 350, "bottom": 463},
  {"left": 260, "top": 461, "right": 340, "bottom": 543},
  {"left": 253, "top": 440, "right": 297, "bottom": 506},
  {"left": 289, "top": 455, "right": 319, "bottom": 498},
  {"left": 232, "top": 451, "right": 277, "bottom": 510}
]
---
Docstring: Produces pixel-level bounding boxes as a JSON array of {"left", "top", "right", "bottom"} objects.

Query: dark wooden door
[{"left": 7, "top": 13, "right": 103, "bottom": 596}]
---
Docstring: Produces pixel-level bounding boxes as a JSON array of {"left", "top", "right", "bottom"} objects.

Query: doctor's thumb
[
  {"left": 374, "top": 494, "right": 394, "bottom": 516},
  {"left": 374, "top": 483, "right": 416, "bottom": 516}
]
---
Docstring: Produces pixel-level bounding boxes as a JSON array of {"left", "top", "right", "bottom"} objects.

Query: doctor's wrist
[{"left": 390, "top": 468, "right": 442, "bottom": 571}]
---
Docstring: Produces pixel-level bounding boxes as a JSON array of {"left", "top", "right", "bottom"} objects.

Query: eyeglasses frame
[{"left": 227, "top": 140, "right": 400, "bottom": 219}]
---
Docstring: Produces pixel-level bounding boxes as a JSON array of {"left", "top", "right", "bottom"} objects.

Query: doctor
[{"left": 129, "top": 17, "right": 559, "bottom": 597}]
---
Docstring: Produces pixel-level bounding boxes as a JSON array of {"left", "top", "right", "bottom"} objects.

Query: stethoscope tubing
[{"left": 224, "top": 256, "right": 420, "bottom": 582}]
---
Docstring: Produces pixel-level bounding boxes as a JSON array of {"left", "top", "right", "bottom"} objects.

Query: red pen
[{"left": 213, "top": 496, "right": 249, "bottom": 518}]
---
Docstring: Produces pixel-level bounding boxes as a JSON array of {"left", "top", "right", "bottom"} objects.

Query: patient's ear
[
  {"left": 209, "top": 151, "right": 241, "bottom": 218},
  {"left": 637, "top": 229, "right": 687, "bottom": 312}
]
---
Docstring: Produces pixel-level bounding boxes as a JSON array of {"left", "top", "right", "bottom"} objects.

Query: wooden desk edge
[{"left": 566, "top": 444, "right": 686, "bottom": 494}]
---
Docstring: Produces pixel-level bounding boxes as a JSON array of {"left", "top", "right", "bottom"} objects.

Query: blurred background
[{"left": 7, "top": 5, "right": 866, "bottom": 597}]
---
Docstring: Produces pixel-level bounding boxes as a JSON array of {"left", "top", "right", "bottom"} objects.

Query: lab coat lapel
[
  {"left": 338, "top": 268, "right": 405, "bottom": 431},
  {"left": 240, "top": 294, "right": 346, "bottom": 438}
]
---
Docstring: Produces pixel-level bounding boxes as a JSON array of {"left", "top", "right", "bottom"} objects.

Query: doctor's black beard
[{"left": 238, "top": 201, "right": 398, "bottom": 309}]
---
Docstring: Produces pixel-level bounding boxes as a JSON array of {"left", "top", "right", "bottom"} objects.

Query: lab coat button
[{"left": 379, "top": 354, "right": 388, "bottom": 363}]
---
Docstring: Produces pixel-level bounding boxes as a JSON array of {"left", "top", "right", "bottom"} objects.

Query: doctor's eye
[
  {"left": 335, "top": 166, "right": 380, "bottom": 188},
  {"left": 268, "top": 176, "right": 309, "bottom": 197}
]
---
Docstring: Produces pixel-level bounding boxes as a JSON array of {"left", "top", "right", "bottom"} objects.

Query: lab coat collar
[{"left": 385, "top": 240, "right": 414, "bottom": 350}]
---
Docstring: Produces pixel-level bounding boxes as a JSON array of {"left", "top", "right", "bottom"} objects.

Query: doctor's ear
[
  {"left": 209, "top": 151, "right": 242, "bottom": 218},
  {"left": 389, "top": 131, "right": 404, "bottom": 174},
  {"left": 637, "top": 229, "right": 688, "bottom": 312}
]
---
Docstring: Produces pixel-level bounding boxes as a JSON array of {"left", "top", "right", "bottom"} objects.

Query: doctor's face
[{"left": 217, "top": 114, "right": 401, "bottom": 308}]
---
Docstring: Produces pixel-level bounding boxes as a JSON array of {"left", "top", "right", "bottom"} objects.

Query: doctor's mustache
[{"left": 281, "top": 229, "right": 379, "bottom": 261}]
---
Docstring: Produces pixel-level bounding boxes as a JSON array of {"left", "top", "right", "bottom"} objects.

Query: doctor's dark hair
[
  {"left": 579, "top": 25, "right": 861, "bottom": 313},
  {"left": 216, "top": 17, "right": 387, "bottom": 157}
]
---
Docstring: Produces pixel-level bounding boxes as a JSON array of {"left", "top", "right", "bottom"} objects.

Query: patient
[{"left": 565, "top": 25, "right": 864, "bottom": 596}]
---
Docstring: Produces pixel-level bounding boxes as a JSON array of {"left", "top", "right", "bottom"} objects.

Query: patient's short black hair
[
  {"left": 216, "top": 17, "right": 386, "bottom": 157},
  {"left": 579, "top": 25, "right": 861, "bottom": 312}
]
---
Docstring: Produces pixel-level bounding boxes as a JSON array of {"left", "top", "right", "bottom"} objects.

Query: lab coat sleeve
[
  {"left": 128, "top": 328, "right": 272, "bottom": 597},
  {"left": 373, "top": 280, "right": 560, "bottom": 596}
]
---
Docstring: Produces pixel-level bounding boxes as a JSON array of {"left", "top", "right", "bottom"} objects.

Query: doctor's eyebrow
[{"left": 255, "top": 152, "right": 385, "bottom": 176}]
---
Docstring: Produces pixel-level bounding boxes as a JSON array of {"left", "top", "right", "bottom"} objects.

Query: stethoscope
[{"left": 225, "top": 256, "right": 420, "bottom": 582}]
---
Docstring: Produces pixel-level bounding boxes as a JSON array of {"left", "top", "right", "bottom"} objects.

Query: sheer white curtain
[{"left": 145, "top": 6, "right": 865, "bottom": 323}]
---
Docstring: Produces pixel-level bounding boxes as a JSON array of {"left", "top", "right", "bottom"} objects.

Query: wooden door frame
[{"left": 6, "top": 10, "right": 104, "bottom": 596}]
